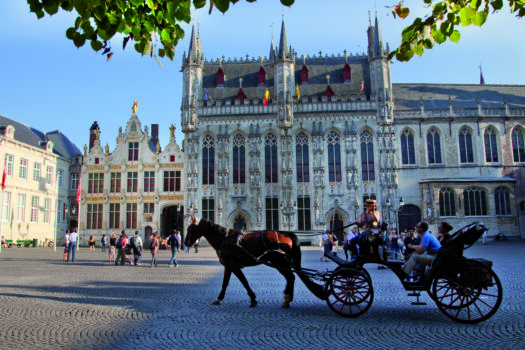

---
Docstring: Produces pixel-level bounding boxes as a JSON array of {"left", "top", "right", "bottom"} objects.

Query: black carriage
[{"left": 303, "top": 221, "right": 502, "bottom": 324}]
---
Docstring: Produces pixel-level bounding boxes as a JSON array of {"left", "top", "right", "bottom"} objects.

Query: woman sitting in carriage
[{"left": 347, "top": 199, "right": 382, "bottom": 260}]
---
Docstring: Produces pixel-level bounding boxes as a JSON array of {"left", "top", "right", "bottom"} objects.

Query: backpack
[
  {"left": 129, "top": 236, "right": 136, "bottom": 249},
  {"left": 116, "top": 237, "right": 124, "bottom": 249}
]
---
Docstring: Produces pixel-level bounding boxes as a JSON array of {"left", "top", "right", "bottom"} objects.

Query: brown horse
[{"left": 184, "top": 217, "right": 325, "bottom": 308}]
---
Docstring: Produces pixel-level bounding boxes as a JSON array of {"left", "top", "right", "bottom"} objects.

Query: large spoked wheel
[
  {"left": 432, "top": 259, "right": 502, "bottom": 324},
  {"left": 325, "top": 268, "right": 374, "bottom": 318}
]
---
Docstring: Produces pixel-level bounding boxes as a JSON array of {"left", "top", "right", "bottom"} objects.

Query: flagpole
[
  {"left": 53, "top": 170, "right": 60, "bottom": 253},
  {"left": 0, "top": 156, "right": 6, "bottom": 254}
]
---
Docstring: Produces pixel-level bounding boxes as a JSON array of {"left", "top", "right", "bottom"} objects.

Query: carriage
[{"left": 185, "top": 218, "right": 502, "bottom": 324}]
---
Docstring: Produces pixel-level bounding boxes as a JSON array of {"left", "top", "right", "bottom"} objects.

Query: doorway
[{"left": 398, "top": 204, "right": 421, "bottom": 234}]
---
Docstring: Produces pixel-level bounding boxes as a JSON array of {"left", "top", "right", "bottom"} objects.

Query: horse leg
[
  {"left": 213, "top": 267, "right": 232, "bottom": 305},
  {"left": 278, "top": 268, "right": 295, "bottom": 308},
  {"left": 231, "top": 268, "right": 258, "bottom": 307}
]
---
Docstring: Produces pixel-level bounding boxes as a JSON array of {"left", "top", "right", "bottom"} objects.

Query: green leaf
[
  {"left": 60, "top": 1, "right": 74, "bottom": 11},
  {"left": 73, "top": 33, "right": 86, "bottom": 48},
  {"left": 193, "top": 0, "right": 207, "bottom": 8},
  {"left": 414, "top": 43, "right": 424, "bottom": 56},
  {"left": 459, "top": 8, "right": 472, "bottom": 26},
  {"left": 66, "top": 27, "right": 76, "bottom": 40},
  {"left": 280, "top": 0, "right": 295, "bottom": 6},
  {"left": 431, "top": 27, "right": 446, "bottom": 44},
  {"left": 491, "top": 0, "right": 503, "bottom": 10},
  {"left": 472, "top": 11, "right": 487, "bottom": 26},
  {"left": 43, "top": 0, "right": 60, "bottom": 15},
  {"left": 450, "top": 30, "right": 461, "bottom": 42},
  {"left": 90, "top": 40, "right": 104, "bottom": 51},
  {"left": 213, "top": 0, "right": 230, "bottom": 13},
  {"left": 158, "top": 48, "right": 165, "bottom": 58}
]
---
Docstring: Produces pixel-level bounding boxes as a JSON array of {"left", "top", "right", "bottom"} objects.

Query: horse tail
[{"left": 289, "top": 233, "right": 327, "bottom": 301}]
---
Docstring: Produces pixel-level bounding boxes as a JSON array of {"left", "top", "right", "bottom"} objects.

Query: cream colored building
[
  {"left": 79, "top": 108, "right": 185, "bottom": 246},
  {"left": 0, "top": 115, "right": 82, "bottom": 246}
]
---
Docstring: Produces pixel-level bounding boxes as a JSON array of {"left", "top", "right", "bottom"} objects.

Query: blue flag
[{"left": 205, "top": 88, "right": 211, "bottom": 101}]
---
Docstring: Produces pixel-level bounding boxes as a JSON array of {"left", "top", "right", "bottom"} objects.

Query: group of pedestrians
[{"left": 64, "top": 228, "right": 79, "bottom": 262}]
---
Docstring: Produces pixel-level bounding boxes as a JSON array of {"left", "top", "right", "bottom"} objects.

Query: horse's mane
[{"left": 199, "top": 218, "right": 229, "bottom": 236}]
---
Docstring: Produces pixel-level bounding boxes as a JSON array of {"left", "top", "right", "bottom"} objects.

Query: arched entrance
[
  {"left": 398, "top": 204, "right": 421, "bottom": 233},
  {"left": 160, "top": 205, "right": 184, "bottom": 239},
  {"left": 329, "top": 212, "right": 344, "bottom": 242},
  {"left": 233, "top": 214, "right": 247, "bottom": 231}
]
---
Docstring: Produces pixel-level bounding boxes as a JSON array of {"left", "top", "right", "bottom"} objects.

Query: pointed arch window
[
  {"left": 512, "top": 128, "right": 525, "bottom": 162},
  {"left": 327, "top": 131, "right": 342, "bottom": 182},
  {"left": 439, "top": 188, "right": 456, "bottom": 217},
  {"left": 232, "top": 134, "right": 246, "bottom": 184},
  {"left": 484, "top": 127, "right": 498, "bottom": 163},
  {"left": 343, "top": 62, "right": 351, "bottom": 83},
  {"left": 202, "top": 135, "right": 215, "bottom": 185},
  {"left": 297, "top": 196, "right": 311, "bottom": 231},
  {"left": 427, "top": 128, "right": 442, "bottom": 164},
  {"left": 296, "top": 132, "right": 310, "bottom": 183},
  {"left": 216, "top": 67, "right": 225, "bottom": 87},
  {"left": 300, "top": 64, "right": 309, "bottom": 84},
  {"left": 264, "top": 133, "right": 278, "bottom": 183},
  {"left": 400, "top": 129, "right": 415, "bottom": 165},
  {"left": 464, "top": 188, "right": 487, "bottom": 216},
  {"left": 258, "top": 66, "right": 266, "bottom": 85},
  {"left": 265, "top": 196, "right": 279, "bottom": 230},
  {"left": 360, "top": 130, "right": 375, "bottom": 181},
  {"left": 495, "top": 187, "right": 511, "bottom": 216},
  {"left": 459, "top": 127, "right": 474, "bottom": 164}
]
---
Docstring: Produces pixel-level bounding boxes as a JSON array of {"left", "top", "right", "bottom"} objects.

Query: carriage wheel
[
  {"left": 432, "top": 259, "right": 502, "bottom": 324},
  {"left": 325, "top": 268, "right": 374, "bottom": 318}
]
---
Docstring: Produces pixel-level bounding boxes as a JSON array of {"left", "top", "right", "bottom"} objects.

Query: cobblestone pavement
[{"left": 0, "top": 241, "right": 524, "bottom": 350}]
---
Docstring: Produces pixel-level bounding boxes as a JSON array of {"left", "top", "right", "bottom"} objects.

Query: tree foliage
[
  {"left": 26, "top": 0, "right": 524, "bottom": 62},
  {"left": 390, "top": 0, "right": 525, "bottom": 61}
]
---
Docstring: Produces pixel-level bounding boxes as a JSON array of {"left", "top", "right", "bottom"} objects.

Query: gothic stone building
[
  {"left": 80, "top": 113, "right": 185, "bottom": 245},
  {"left": 180, "top": 17, "right": 525, "bottom": 241}
]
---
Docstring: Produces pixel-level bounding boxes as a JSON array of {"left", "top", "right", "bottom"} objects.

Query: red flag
[
  {"left": 1, "top": 157, "right": 6, "bottom": 190},
  {"left": 360, "top": 81, "right": 364, "bottom": 91},
  {"left": 264, "top": 88, "right": 269, "bottom": 106},
  {"left": 76, "top": 181, "right": 82, "bottom": 204}
]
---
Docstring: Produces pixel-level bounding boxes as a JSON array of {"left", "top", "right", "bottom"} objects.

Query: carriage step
[{"left": 408, "top": 292, "right": 427, "bottom": 305}]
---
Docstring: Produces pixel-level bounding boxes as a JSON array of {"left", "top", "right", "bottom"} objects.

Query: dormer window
[
  {"left": 216, "top": 67, "right": 225, "bottom": 87},
  {"left": 94, "top": 158, "right": 99, "bottom": 165},
  {"left": 258, "top": 66, "right": 266, "bottom": 85},
  {"left": 324, "top": 85, "right": 335, "bottom": 102},
  {"left": 236, "top": 88, "right": 247, "bottom": 105},
  {"left": 343, "top": 62, "right": 351, "bottom": 83},
  {"left": 300, "top": 64, "right": 309, "bottom": 84}
]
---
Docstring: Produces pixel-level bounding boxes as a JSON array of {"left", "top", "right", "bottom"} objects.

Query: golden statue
[
  {"left": 105, "top": 143, "right": 109, "bottom": 155},
  {"left": 169, "top": 124, "right": 175, "bottom": 138},
  {"left": 156, "top": 140, "right": 161, "bottom": 154},
  {"left": 132, "top": 99, "right": 139, "bottom": 115},
  {"left": 83, "top": 144, "right": 88, "bottom": 156},
  {"left": 94, "top": 128, "right": 100, "bottom": 140}
]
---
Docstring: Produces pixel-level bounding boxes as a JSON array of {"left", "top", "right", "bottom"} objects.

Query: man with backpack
[
  {"left": 167, "top": 229, "right": 181, "bottom": 267},
  {"left": 130, "top": 231, "right": 143, "bottom": 266},
  {"left": 115, "top": 231, "right": 128, "bottom": 266}
]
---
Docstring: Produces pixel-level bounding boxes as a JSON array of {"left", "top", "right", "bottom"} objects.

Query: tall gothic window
[
  {"left": 297, "top": 196, "right": 311, "bottom": 231},
  {"left": 202, "top": 198, "right": 215, "bottom": 222},
  {"left": 88, "top": 173, "right": 104, "bottom": 194},
  {"left": 127, "top": 172, "right": 138, "bottom": 192},
  {"left": 265, "top": 196, "right": 279, "bottom": 230},
  {"left": 439, "top": 188, "right": 456, "bottom": 217},
  {"left": 427, "top": 128, "right": 442, "bottom": 164},
  {"left": 232, "top": 134, "right": 246, "bottom": 184},
  {"left": 143, "top": 171, "right": 155, "bottom": 192},
  {"left": 126, "top": 203, "right": 137, "bottom": 229},
  {"left": 328, "top": 131, "right": 342, "bottom": 182},
  {"left": 360, "top": 130, "right": 375, "bottom": 181},
  {"left": 464, "top": 188, "right": 487, "bottom": 216},
  {"left": 512, "top": 128, "right": 525, "bottom": 162},
  {"left": 202, "top": 135, "right": 215, "bottom": 185},
  {"left": 87, "top": 203, "right": 103, "bottom": 229},
  {"left": 494, "top": 187, "right": 511, "bottom": 216},
  {"left": 484, "top": 127, "right": 498, "bottom": 163},
  {"left": 400, "top": 129, "right": 415, "bottom": 165},
  {"left": 296, "top": 132, "right": 310, "bottom": 182},
  {"left": 264, "top": 133, "right": 278, "bottom": 183},
  {"left": 458, "top": 127, "right": 474, "bottom": 164},
  {"left": 128, "top": 142, "right": 139, "bottom": 161},
  {"left": 109, "top": 203, "right": 120, "bottom": 229}
]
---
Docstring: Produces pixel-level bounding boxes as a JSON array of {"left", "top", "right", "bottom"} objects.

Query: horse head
[{"left": 185, "top": 216, "right": 203, "bottom": 247}]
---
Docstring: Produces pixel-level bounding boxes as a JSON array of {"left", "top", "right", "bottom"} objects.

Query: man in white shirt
[
  {"left": 67, "top": 228, "right": 79, "bottom": 263},
  {"left": 131, "top": 231, "right": 143, "bottom": 266}
]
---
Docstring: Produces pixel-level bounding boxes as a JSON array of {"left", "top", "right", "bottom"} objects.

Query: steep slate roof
[
  {"left": 202, "top": 54, "right": 370, "bottom": 104},
  {"left": 393, "top": 84, "right": 525, "bottom": 110},
  {"left": 0, "top": 114, "right": 82, "bottom": 158}
]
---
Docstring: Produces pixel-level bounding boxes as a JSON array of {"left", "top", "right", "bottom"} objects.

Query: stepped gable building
[
  {"left": 80, "top": 104, "right": 185, "bottom": 245},
  {"left": 0, "top": 114, "right": 82, "bottom": 245},
  {"left": 181, "top": 17, "right": 525, "bottom": 240}
]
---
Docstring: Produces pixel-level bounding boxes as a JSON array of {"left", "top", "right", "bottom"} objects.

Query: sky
[{"left": 1, "top": 0, "right": 524, "bottom": 152}]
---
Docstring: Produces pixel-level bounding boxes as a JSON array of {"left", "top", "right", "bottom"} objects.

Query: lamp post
[
  {"left": 280, "top": 200, "right": 296, "bottom": 231},
  {"left": 385, "top": 197, "right": 392, "bottom": 229},
  {"left": 397, "top": 197, "right": 405, "bottom": 232}
]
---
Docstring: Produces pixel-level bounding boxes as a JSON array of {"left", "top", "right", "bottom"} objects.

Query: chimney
[
  {"left": 151, "top": 124, "right": 159, "bottom": 141},
  {"left": 89, "top": 121, "right": 99, "bottom": 151}
]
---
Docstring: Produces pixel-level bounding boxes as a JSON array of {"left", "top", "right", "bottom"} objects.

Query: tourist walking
[
  {"left": 89, "top": 235, "right": 95, "bottom": 252},
  {"left": 108, "top": 232, "right": 116, "bottom": 263},
  {"left": 167, "top": 230, "right": 181, "bottom": 267},
  {"left": 115, "top": 231, "right": 128, "bottom": 266},
  {"left": 149, "top": 232, "right": 159, "bottom": 267},
  {"left": 101, "top": 234, "right": 108, "bottom": 252},
  {"left": 131, "top": 230, "right": 143, "bottom": 266},
  {"left": 67, "top": 228, "right": 78, "bottom": 263},
  {"left": 63, "top": 230, "right": 70, "bottom": 261}
]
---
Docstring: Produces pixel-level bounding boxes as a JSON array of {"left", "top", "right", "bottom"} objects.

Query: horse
[{"left": 184, "top": 217, "right": 326, "bottom": 308}]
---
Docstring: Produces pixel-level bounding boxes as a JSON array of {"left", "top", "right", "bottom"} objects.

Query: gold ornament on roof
[
  {"left": 132, "top": 99, "right": 139, "bottom": 115},
  {"left": 169, "top": 124, "right": 175, "bottom": 138}
]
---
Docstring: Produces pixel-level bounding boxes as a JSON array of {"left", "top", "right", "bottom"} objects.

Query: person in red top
[{"left": 115, "top": 231, "right": 128, "bottom": 266}]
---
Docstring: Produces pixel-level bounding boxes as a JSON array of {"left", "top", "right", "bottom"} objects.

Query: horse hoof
[
  {"left": 249, "top": 300, "right": 258, "bottom": 307},
  {"left": 212, "top": 299, "right": 221, "bottom": 305},
  {"left": 281, "top": 301, "right": 290, "bottom": 308}
]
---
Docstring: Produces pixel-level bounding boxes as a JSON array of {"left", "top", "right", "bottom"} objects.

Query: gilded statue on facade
[
  {"left": 169, "top": 124, "right": 175, "bottom": 138},
  {"left": 132, "top": 99, "right": 139, "bottom": 115}
]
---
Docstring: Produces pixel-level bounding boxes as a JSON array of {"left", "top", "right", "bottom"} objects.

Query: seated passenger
[
  {"left": 349, "top": 199, "right": 381, "bottom": 259},
  {"left": 437, "top": 221, "right": 453, "bottom": 246},
  {"left": 402, "top": 221, "right": 441, "bottom": 279}
]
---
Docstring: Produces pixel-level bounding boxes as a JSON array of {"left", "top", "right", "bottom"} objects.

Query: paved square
[{"left": 0, "top": 241, "right": 524, "bottom": 349}]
